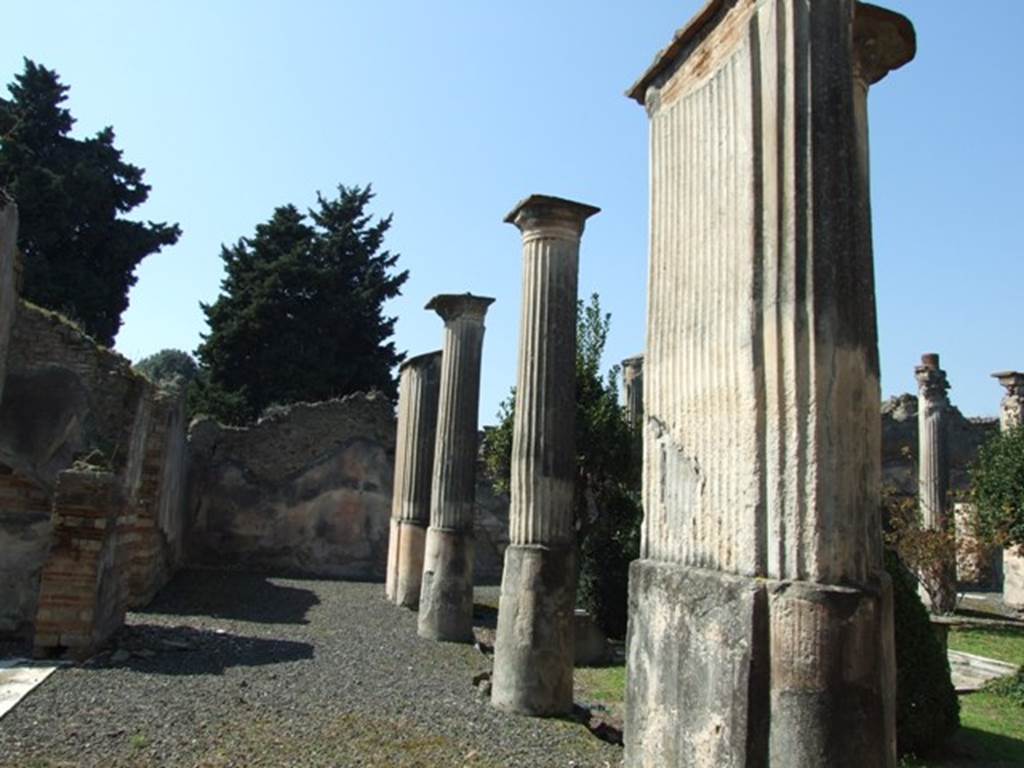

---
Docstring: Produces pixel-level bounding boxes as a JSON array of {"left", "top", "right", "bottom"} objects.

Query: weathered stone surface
[
  {"left": 625, "top": 561, "right": 766, "bottom": 768},
  {"left": 491, "top": 545, "right": 577, "bottom": 716},
  {"left": 767, "top": 576, "right": 896, "bottom": 767},
  {"left": 1, "top": 300, "right": 189, "bottom": 642},
  {"left": 992, "top": 371, "right": 1024, "bottom": 433},
  {"left": 187, "top": 394, "right": 395, "bottom": 579},
  {"left": 492, "top": 195, "right": 598, "bottom": 716},
  {"left": 625, "top": 561, "right": 895, "bottom": 767},
  {"left": 622, "top": 354, "right": 644, "bottom": 432},
  {"left": 386, "top": 350, "right": 442, "bottom": 607},
  {"left": 1005, "top": 549, "right": 1024, "bottom": 610},
  {"left": 417, "top": 526, "right": 475, "bottom": 643},
  {"left": 914, "top": 354, "right": 955, "bottom": 613},
  {"left": 418, "top": 294, "right": 492, "bottom": 642},
  {"left": 574, "top": 609, "right": 609, "bottom": 667},
  {"left": 993, "top": 371, "right": 1024, "bottom": 609},
  {"left": 0, "top": 201, "right": 18, "bottom": 408},
  {"left": 881, "top": 394, "right": 997, "bottom": 502},
  {"left": 626, "top": 1, "right": 913, "bottom": 763}
]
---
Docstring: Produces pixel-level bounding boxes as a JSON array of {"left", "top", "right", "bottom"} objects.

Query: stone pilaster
[
  {"left": 0, "top": 199, "right": 19, "bottom": 408},
  {"left": 624, "top": 2, "right": 913, "bottom": 765},
  {"left": 993, "top": 371, "right": 1024, "bottom": 609},
  {"left": 417, "top": 294, "right": 493, "bottom": 642},
  {"left": 491, "top": 194, "right": 599, "bottom": 716},
  {"left": 385, "top": 350, "right": 442, "bottom": 608},
  {"left": 621, "top": 354, "right": 644, "bottom": 432},
  {"left": 914, "top": 353, "right": 956, "bottom": 613}
]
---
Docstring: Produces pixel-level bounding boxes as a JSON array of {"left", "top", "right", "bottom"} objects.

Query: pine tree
[
  {"left": 0, "top": 59, "right": 180, "bottom": 344},
  {"left": 194, "top": 185, "right": 408, "bottom": 424}
]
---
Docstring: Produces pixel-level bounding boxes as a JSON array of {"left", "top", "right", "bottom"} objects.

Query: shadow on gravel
[
  {"left": 135, "top": 569, "right": 320, "bottom": 624},
  {"left": 91, "top": 624, "right": 314, "bottom": 676}
]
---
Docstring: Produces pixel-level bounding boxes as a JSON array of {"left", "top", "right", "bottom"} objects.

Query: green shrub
[
  {"left": 971, "top": 425, "right": 1024, "bottom": 551},
  {"left": 983, "top": 667, "right": 1024, "bottom": 708},
  {"left": 886, "top": 550, "right": 960, "bottom": 757}
]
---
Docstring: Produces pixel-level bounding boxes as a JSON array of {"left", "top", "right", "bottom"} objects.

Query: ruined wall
[
  {"left": 187, "top": 395, "right": 397, "bottom": 578},
  {"left": 881, "top": 393, "right": 998, "bottom": 499},
  {"left": 187, "top": 398, "right": 510, "bottom": 582},
  {"left": 0, "top": 300, "right": 189, "bottom": 650}
]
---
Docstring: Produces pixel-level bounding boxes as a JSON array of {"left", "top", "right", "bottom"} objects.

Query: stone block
[
  {"left": 624, "top": 560, "right": 766, "bottom": 768},
  {"left": 418, "top": 527, "right": 474, "bottom": 642},
  {"left": 625, "top": 560, "right": 895, "bottom": 767},
  {"left": 491, "top": 544, "right": 576, "bottom": 716}
]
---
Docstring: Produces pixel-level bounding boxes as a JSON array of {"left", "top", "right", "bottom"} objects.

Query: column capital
[
  {"left": 622, "top": 354, "right": 644, "bottom": 371},
  {"left": 914, "top": 353, "right": 949, "bottom": 401},
  {"left": 504, "top": 194, "right": 600, "bottom": 243},
  {"left": 399, "top": 349, "right": 442, "bottom": 373},
  {"left": 993, "top": 370, "right": 1024, "bottom": 395},
  {"left": 425, "top": 293, "right": 494, "bottom": 323},
  {"left": 853, "top": 3, "right": 916, "bottom": 86}
]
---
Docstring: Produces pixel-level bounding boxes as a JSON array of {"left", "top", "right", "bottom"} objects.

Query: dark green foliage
[
  {"left": 0, "top": 59, "right": 180, "bottom": 345},
  {"left": 971, "top": 425, "right": 1024, "bottom": 552},
  {"left": 193, "top": 185, "right": 408, "bottom": 425},
  {"left": 133, "top": 349, "right": 199, "bottom": 387},
  {"left": 886, "top": 549, "right": 960, "bottom": 757},
  {"left": 983, "top": 667, "right": 1024, "bottom": 708},
  {"left": 482, "top": 294, "right": 641, "bottom": 638}
]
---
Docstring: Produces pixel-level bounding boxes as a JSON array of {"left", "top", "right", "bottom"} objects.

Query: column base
[
  {"left": 491, "top": 544, "right": 576, "bottom": 717},
  {"left": 394, "top": 520, "right": 427, "bottom": 609},
  {"left": 385, "top": 518, "right": 400, "bottom": 601},
  {"left": 417, "top": 526, "right": 475, "bottom": 642},
  {"left": 624, "top": 560, "right": 895, "bottom": 768}
]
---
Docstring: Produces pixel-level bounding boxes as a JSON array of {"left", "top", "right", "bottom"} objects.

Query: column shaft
[
  {"left": 0, "top": 200, "right": 19, "bottom": 408},
  {"left": 492, "top": 194, "right": 599, "bottom": 716},
  {"left": 915, "top": 353, "right": 955, "bottom": 613},
  {"left": 417, "top": 294, "right": 493, "bottom": 642},
  {"left": 385, "top": 350, "right": 442, "bottom": 608},
  {"left": 621, "top": 354, "right": 644, "bottom": 433}
]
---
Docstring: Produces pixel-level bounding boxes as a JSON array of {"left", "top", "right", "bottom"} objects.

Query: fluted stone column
[
  {"left": 915, "top": 353, "right": 956, "bottom": 613},
  {"left": 0, "top": 198, "right": 19, "bottom": 408},
  {"left": 621, "top": 354, "right": 644, "bottom": 432},
  {"left": 491, "top": 194, "right": 599, "bottom": 717},
  {"left": 994, "top": 371, "right": 1024, "bottom": 609},
  {"left": 624, "top": 3, "right": 913, "bottom": 765},
  {"left": 417, "top": 294, "right": 493, "bottom": 642},
  {"left": 385, "top": 350, "right": 442, "bottom": 608}
]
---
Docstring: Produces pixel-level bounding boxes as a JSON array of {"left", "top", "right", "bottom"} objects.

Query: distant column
[
  {"left": 491, "top": 194, "right": 599, "bottom": 716},
  {"left": 417, "top": 294, "right": 494, "bottom": 642},
  {"left": 0, "top": 197, "right": 19, "bottom": 407},
  {"left": 993, "top": 371, "right": 1024, "bottom": 432},
  {"left": 915, "top": 353, "right": 956, "bottom": 613},
  {"left": 385, "top": 350, "right": 442, "bottom": 608},
  {"left": 621, "top": 354, "right": 644, "bottom": 431},
  {"left": 993, "top": 371, "right": 1024, "bottom": 609}
]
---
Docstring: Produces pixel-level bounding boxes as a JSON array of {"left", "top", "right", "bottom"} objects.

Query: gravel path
[{"left": 0, "top": 570, "right": 623, "bottom": 767}]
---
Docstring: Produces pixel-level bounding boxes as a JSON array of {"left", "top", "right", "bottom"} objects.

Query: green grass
[
  {"left": 575, "top": 659, "right": 1024, "bottom": 768},
  {"left": 575, "top": 665, "right": 626, "bottom": 704},
  {"left": 947, "top": 627, "right": 1024, "bottom": 665}
]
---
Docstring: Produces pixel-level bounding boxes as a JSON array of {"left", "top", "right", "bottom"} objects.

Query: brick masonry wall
[
  {"left": 0, "top": 298, "right": 189, "bottom": 649},
  {"left": 0, "top": 465, "right": 52, "bottom": 637},
  {"left": 32, "top": 469, "right": 131, "bottom": 659}
]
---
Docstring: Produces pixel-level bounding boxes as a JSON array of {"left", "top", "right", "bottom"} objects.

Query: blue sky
[{"left": 4, "top": 1, "right": 1021, "bottom": 423}]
